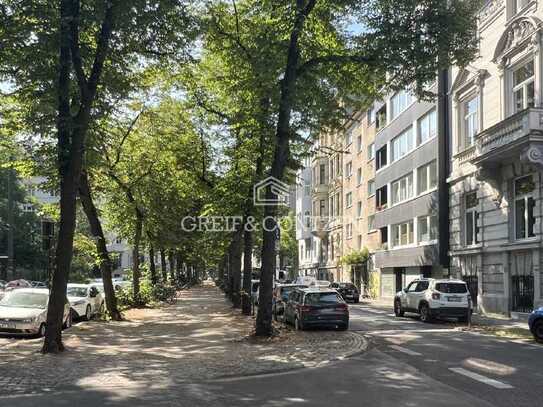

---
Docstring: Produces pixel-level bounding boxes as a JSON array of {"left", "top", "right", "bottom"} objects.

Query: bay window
[
  {"left": 515, "top": 175, "right": 536, "bottom": 240},
  {"left": 392, "top": 173, "right": 414, "bottom": 205}
]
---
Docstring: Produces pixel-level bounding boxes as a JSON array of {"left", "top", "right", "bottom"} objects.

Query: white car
[
  {"left": 394, "top": 279, "right": 472, "bottom": 323},
  {"left": 67, "top": 284, "right": 103, "bottom": 321},
  {"left": 0, "top": 288, "right": 71, "bottom": 337}
]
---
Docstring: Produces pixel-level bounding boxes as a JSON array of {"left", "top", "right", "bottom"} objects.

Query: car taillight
[
  {"left": 300, "top": 305, "right": 312, "bottom": 313},
  {"left": 432, "top": 292, "right": 441, "bottom": 300},
  {"left": 335, "top": 304, "right": 348, "bottom": 312}
]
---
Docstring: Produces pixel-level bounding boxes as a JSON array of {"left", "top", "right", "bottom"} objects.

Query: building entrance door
[
  {"left": 511, "top": 252, "right": 534, "bottom": 313},
  {"left": 394, "top": 268, "right": 405, "bottom": 293}
]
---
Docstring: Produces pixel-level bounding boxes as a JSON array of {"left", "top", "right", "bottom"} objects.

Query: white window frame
[
  {"left": 346, "top": 223, "right": 353, "bottom": 239},
  {"left": 465, "top": 192, "right": 479, "bottom": 246},
  {"left": 390, "top": 89, "right": 413, "bottom": 120},
  {"left": 368, "top": 179, "right": 375, "bottom": 197},
  {"left": 345, "top": 161, "right": 353, "bottom": 178},
  {"left": 392, "top": 220, "right": 415, "bottom": 248},
  {"left": 418, "top": 109, "right": 437, "bottom": 146},
  {"left": 356, "top": 168, "right": 363, "bottom": 186},
  {"left": 514, "top": 174, "right": 536, "bottom": 241},
  {"left": 511, "top": 59, "right": 535, "bottom": 115},
  {"left": 391, "top": 127, "right": 414, "bottom": 162},
  {"left": 367, "top": 143, "right": 375, "bottom": 161},
  {"left": 368, "top": 215, "right": 376, "bottom": 232},
  {"left": 417, "top": 161, "right": 437, "bottom": 195},
  {"left": 463, "top": 95, "right": 479, "bottom": 147},
  {"left": 417, "top": 215, "right": 438, "bottom": 244},
  {"left": 346, "top": 192, "right": 353, "bottom": 208},
  {"left": 391, "top": 173, "right": 414, "bottom": 206}
]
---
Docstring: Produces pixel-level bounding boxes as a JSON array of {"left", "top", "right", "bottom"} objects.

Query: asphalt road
[{"left": 1, "top": 303, "right": 541, "bottom": 407}]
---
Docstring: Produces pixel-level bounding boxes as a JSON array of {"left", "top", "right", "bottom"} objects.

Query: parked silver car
[{"left": 0, "top": 288, "right": 72, "bottom": 337}]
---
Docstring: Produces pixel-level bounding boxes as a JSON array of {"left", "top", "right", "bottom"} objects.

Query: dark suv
[
  {"left": 284, "top": 288, "right": 349, "bottom": 331},
  {"left": 331, "top": 282, "right": 360, "bottom": 303}
]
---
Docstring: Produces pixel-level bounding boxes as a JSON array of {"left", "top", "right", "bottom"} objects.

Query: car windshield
[
  {"left": 304, "top": 292, "right": 342, "bottom": 305},
  {"left": 280, "top": 286, "right": 302, "bottom": 300},
  {"left": 0, "top": 292, "right": 48, "bottom": 308},
  {"left": 67, "top": 287, "right": 88, "bottom": 297},
  {"left": 435, "top": 283, "right": 467, "bottom": 294}
]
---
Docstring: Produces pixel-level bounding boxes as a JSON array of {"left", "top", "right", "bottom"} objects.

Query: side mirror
[{"left": 403, "top": 288, "right": 408, "bottom": 293}]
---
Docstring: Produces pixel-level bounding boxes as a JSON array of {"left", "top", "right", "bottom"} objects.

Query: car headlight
[{"left": 72, "top": 300, "right": 85, "bottom": 306}]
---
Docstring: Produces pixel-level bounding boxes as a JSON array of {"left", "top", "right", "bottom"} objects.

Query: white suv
[{"left": 394, "top": 279, "right": 472, "bottom": 323}]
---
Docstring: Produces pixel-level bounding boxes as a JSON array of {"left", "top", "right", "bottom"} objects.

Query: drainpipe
[{"left": 438, "top": 68, "right": 451, "bottom": 276}]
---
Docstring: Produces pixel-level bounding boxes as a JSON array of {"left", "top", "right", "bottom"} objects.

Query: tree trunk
[
  {"left": 255, "top": 2, "right": 314, "bottom": 336},
  {"left": 132, "top": 212, "right": 143, "bottom": 304},
  {"left": 175, "top": 252, "right": 183, "bottom": 284},
  {"left": 149, "top": 244, "right": 157, "bottom": 285},
  {"left": 242, "top": 225, "right": 253, "bottom": 316},
  {"left": 160, "top": 248, "right": 167, "bottom": 283},
  {"left": 79, "top": 171, "right": 121, "bottom": 321},
  {"left": 168, "top": 250, "right": 175, "bottom": 283},
  {"left": 43, "top": 0, "right": 116, "bottom": 352},
  {"left": 229, "top": 230, "right": 243, "bottom": 308}
]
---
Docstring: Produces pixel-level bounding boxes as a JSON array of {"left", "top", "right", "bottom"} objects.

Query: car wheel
[
  {"left": 63, "top": 311, "right": 72, "bottom": 329},
  {"left": 38, "top": 323, "right": 46, "bottom": 338},
  {"left": 84, "top": 304, "right": 92, "bottom": 321},
  {"left": 419, "top": 303, "right": 432, "bottom": 323},
  {"left": 533, "top": 320, "right": 543, "bottom": 343},
  {"left": 294, "top": 316, "right": 304, "bottom": 331},
  {"left": 394, "top": 300, "right": 404, "bottom": 317}
]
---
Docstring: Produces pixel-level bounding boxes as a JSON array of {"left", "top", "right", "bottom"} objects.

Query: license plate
[
  {"left": 0, "top": 322, "right": 14, "bottom": 329},
  {"left": 448, "top": 297, "right": 461, "bottom": 302}
]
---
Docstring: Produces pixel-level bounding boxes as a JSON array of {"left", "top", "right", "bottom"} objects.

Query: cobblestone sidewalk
[{"left": 0, "top": 283, "right": 366, "bottom": 396}]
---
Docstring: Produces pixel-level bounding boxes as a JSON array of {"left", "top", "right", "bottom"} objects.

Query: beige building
[{"left": 448, "top": 0, "right": 543, "bottom": 315}]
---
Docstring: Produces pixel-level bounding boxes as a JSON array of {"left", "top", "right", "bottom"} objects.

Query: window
[
  {"left": 22, "top": 203, "right": 35, "bottom": 212},
  {"left": 514, "top": 0, "right": 531, "bottom": 14},
  {"left": 346, "top": 192, "right": 353, "bottom": 208},
  {"left": 376, "top": 106, "right": 387, "bottom": 130},
  {"left": 345, "top": 161, "right": 353, "bottom": 178},
  {"left": 357, "top": 168, "right": 363, "bottom": 186},
  {"left": 512, "top": 60, "right": 535, "bottom": 114},
  {"left": 304, "top": 181, "right": 311, "bottom": 196},
  {"left": 329, "top": 159, "right": 334, "bottom": 182},
  {"left": 319, "top": 164, "right": 326, "bottom": 185},
  {"left": 367, "top": 143, "right": 375, "bottom": 160},
  {"left": 392, "top": 220, "right": 414, "bottom": 248},
  {"left": 115, "top": 237, "right": 123, "bottom": 244},
  {"left": 368, "top": 107, "right": 376, "bottom": 124},
  {"left": 380, "top": 227, "right": 388, "bottom": 248},
  {"left": 376, "top": 145, "right": 388, "bottom": 170},
  {"left": 376, "top": 186, "right": 388, "bottom": 211},
  {"left": 463, "top": 96, "right": 479, "bottom": 147},
  {"left": 418, "top": 215, "right": 438, "bottom": 243},
  {"left": 417, "top": 161, "right": 438, "bottom": 195},
  {"left": 346, "top": 223, "right": 353, "bottom": 239},
  {"left": 329, "top": 196, "right": 334, "bottom": 218},
  {"left": 391, "top": 90, "right": 413, "bottom": 120},
  {"left": 334, "top": 193, "right": 341, "bottom": 216},
  {"left": 357, "top": 201, "right": 363, "bottom": 218},
  {"left": 319, "top": 199, "right": 326, "bottom": 216},
  {"left": 391, "top": 127, "right": 414, "bottom": 162},
  {"left": 368, "top": 215, "right": 376, "bottom": 232},
  {"left": 392, "top": 173, "right": 414, "bottom": 205},
  {"left": 368, "top": 179, "right": 375, "bottom": 196},
  {"left": 515, "top": 175, "right": 536, "bottom": 240},
  {"left": 357, "top": 234, "right": 363, "bottom": 249},
  {"left": 357, "top": 135, "right": 362, "bottom": 152},
  {"left": 346, "top": 129, "right": 353, "bottom": 146},
  {"left": 418, "top": 109, "right": 437, "bottom": 145},
  {"left": 305, "top": 211, "right": 311, "bottom": 228},
  {"left": 465, "top": 192, "right": 479, "bottom": 246}
]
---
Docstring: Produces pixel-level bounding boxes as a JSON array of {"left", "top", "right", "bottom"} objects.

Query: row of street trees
[{"left": 0, "top": 0, "right": 481, "bottom": 352}]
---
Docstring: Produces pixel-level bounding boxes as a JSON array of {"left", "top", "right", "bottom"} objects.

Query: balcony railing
[
  {"left": 311, "top": 217, "right": 330, "bottom": 239},
  {"left": 474, "top": 108, "right": 543, "bottom": 161}
]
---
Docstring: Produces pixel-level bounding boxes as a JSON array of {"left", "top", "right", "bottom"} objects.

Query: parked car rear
[
  {"left": 528, "top": 307, "right": 543, "bottom": 343},
  {"left": 284, "top": 288, "right": 349, "bottom": 331},
  {"left": 331, "top": 282, "right": 360, "bottom": 303},
  {"left": 272, "top": 284, "right": 307, "bottom": 321}
]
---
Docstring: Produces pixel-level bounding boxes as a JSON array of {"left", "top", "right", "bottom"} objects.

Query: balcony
[
  {"left": 312, "top": 183, "right": 329, "bottom": 196},
  {"left": 472, "top": 108, "right": 543, "bottom": 167},
  {"left": 311, "top": 217, "right": 330, "bottom": 240}
]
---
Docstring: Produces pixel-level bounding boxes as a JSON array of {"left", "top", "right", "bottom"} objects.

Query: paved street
[{"left": 0, "top": 291, "right": 541, "bottom": 407}]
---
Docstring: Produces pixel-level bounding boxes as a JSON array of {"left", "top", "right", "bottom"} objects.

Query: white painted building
[{"left": 448, "top": 0, "right": 543, "bottom": 316}]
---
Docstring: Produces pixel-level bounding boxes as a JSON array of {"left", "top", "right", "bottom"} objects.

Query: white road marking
[
  {"left": 449, "top": 368, "right": 513, "bottom": 389},
  {"left": 389, "top": 345, "right": 422, "bottom": 356}
]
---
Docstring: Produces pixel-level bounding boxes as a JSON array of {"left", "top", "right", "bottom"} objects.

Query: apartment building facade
[
  {"left": 372, "top": 87, "right": 447, "bottom": 299},
  {"left": 448, "top": 0, "right": 543, "bottom": 316}
]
